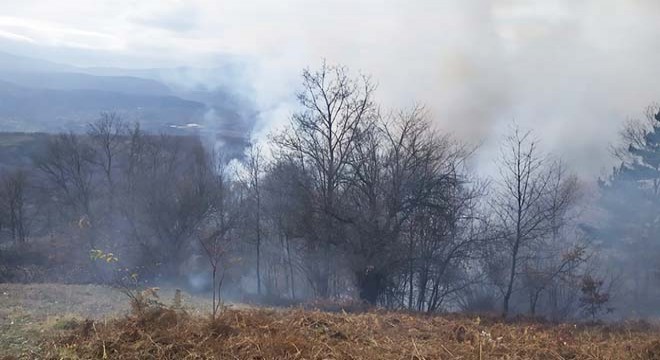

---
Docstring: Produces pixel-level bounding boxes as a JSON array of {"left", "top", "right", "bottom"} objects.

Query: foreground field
[
  {"left": 41, "top": 309, "right": 660, "bottom": 360},
  {"left": 0, "top": 283, "right": 214, "bottom": 358},
  {"left": 2, "top": 284, "right": 660, "bottom": 359}
]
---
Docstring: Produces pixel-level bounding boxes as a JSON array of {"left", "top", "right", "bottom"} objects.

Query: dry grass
[
  {"left": 0, "top": 283, "right": 126, "bottom": 358},
  {"left": 3, "top": 283, "right": 660, "bottom": 360},
  {"left": 0, "top": 283, "right": 217, "bottom": 359},
  {"left": 40, "top": 307, "right": 660, "bottom": 360}
]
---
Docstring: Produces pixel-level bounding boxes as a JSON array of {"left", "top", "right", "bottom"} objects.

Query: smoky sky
[{"left": 1, "top": 0, "right": 660, "bottom": 177}]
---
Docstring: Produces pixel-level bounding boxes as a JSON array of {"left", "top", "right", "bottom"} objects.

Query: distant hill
[
  {"left": 0, "top": 51, "right": 76, "bottom": 73},
  {"left": 0, "top": 71, "right": 172, "bottom": 96},
  {"left": 0, "top": 80, "right": 206, "bottom": 132},
  {"left": 0, "top": 51, "right": 255, "bottom": 155}
]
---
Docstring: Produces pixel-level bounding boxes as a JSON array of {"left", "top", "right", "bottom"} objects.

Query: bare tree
[
  {"left": 34, "top": 132, "right": 97, "bottom": 247},
  {"left": 490, "top": 126, "right": 576, "bottom": 318},
  {"left": 87, "top": 112, "right": 127, "bottom": 212},
  {"left": 198, "top": 228, "right": 229, "bottom": 320},
  {"left": 521, "top": 164, "right": 587, "bottom": 316},
  {"left": 240, "top": 144, "right": 265, "bottom": 296},
  {"left": 0, "top": 169, "right": 30, "bottom": 245},
  {"left": 133, "top": 136, "right": 220, "bottom": 278},
  {"left": 339, "top": 106, "right": 483, "bottom": 307},
  {"left": 523, "top": 244, "right": 587, "bottom": 317},
  {"left": 198, "top": 159, "right": 242, "bottom": 319},
  {"left": 262, "top": 158, "right": 311, "bottom": 300},
  {"left": 273, "top": 61, "right": 377, "bottom": 297}
]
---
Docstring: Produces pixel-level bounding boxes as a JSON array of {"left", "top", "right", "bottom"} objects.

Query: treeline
[
  {"left": 4, "top": 63, "right": 655, "bottom": 320},
  {"left": 0, "top": 119, "right": 222, "bottom": 281}
]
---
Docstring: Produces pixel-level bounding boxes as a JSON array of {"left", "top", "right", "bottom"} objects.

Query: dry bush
[{"left": 36, "top": 306, "right": 660, "bottom": 360}]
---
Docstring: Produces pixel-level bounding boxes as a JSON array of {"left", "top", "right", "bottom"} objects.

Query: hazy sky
[{"left": 1, "top": 0, "right": 660, "bottom": 177}]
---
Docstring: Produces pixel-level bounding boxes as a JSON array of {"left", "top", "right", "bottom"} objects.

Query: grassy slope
[
  {"left": 0, "top": 284, "right": 126, "bottom": 357},
  {"left": 0, "top": 284, "right": 213, "bottom": 359},
  {"left": 2, "top": 283, "right": 660, "bottom": 360}
]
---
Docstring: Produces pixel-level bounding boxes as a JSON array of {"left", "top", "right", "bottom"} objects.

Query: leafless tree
[
  {"left": 340, "top": 106, "right": 483, "bottom": 306},
  {"left": 490, "top": 126, "right": 578, "bottom": 318},
  {"left": 87, "top": 112, "right": 127, "bottom": 212},
  {"left": 240, "top": 144, "right": 265, "bottom": 295},
  {"left": 261, "top": 157, "right": 312, "bottom": 300},
  {"left": 0, "top": 169, "right": 30, "bottom": 245},
  {"left": 272, "top": 61, "right": 377, "bottom": 297},
  {"left": 521, "top": 164, "right": 587, "bottom": 316},
  {"left": 199, "top": 227, "right": 229, "bottom": 320},
  {"left": 34, "top": 132, "right": 97, "bottom": 246},
  {"left": 124, "top": 136, "right": 219, "bottom": 278}
]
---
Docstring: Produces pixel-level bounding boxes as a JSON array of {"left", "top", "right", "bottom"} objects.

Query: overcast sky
[{"left": 1, "top": 0, "right": 660, "bottom": 177}]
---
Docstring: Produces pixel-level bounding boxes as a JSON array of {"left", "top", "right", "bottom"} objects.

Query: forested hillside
[{"left": 3, "top": 63, "right": 657, "bottom": 322}]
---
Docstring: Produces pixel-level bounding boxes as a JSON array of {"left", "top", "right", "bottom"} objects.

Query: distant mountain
[
  {"left": 0, "top": 71, "right": 172, "bottom": 96},
  {"left": 0, "top": 51, "right": 76, "bottom": 73},
  {"left": 0, "top": 80, "right": 206, "bottom": 132},
  {"left": 0, "top": 51, "right": 256, "bottom": 156}
]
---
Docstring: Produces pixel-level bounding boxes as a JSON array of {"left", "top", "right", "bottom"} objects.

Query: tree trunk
[
  {"left": 408, "top": 236, "right": 414, "bottom": 309},
  {"left": 502, "top": 239, "right": 520, "bottom": 318},
  {"left": 256, "top": 234, "right": 261, "bottom": 296},
  {"left": 357, "top": 268, "right": 384, "bottom": 304},
  {"left": 285, "top": 234, "right": 296, "bottom": 300}
]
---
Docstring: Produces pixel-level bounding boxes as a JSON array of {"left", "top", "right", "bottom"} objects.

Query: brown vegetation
[
  {"left": 36, "top": 306, "right": 660, "bottom": 360},
  {"left": 0, "top": 284, "right": 215, "bottom": 358},
  {"left": 1, "top": 284, "right": 659, "bottom": 360}
]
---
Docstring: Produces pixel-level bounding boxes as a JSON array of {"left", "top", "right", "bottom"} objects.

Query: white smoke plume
[{"left": 1, "top": 0, "right": 660, "bottom": 175}]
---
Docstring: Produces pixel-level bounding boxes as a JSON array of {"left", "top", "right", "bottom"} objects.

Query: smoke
[
  {"left": 2, "top": 0, "right": 660, "bottom": 175},
  {"left": 267, "top": 0, "right": 660, "bottom": 179}
]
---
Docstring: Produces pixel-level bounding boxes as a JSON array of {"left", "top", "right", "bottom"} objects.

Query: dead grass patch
[
  {"left": 38, "top": 307, "right": 660, "bottom": 360},
  {"left": 3, "top": 284, "right": 660, "bottom": 359}
]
